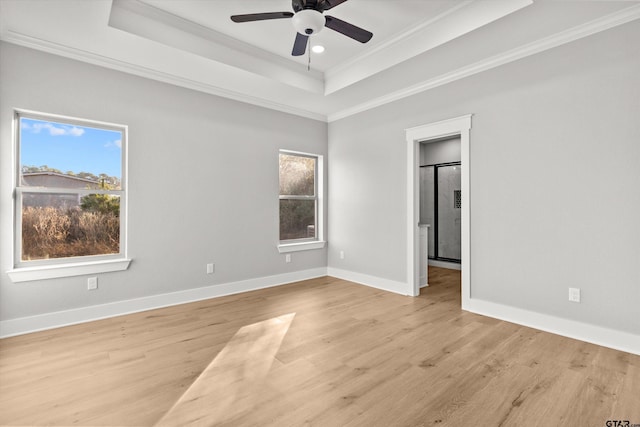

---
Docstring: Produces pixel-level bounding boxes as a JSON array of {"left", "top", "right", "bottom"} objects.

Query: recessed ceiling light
[{"left": 311, "top": 45, "right": 325, "bottom": 54}]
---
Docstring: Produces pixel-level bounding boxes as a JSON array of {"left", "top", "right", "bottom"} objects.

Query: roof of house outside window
[{"left": 21, "top": 172, "right": 103, "bottom": 189}]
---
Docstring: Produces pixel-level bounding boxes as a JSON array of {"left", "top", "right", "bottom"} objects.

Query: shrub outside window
[
  {"left": 14, "top": 111, "right": 127, "bottom": 270},
  {"left": 279, "top": 152, "right": 318, "bottom": 242}
]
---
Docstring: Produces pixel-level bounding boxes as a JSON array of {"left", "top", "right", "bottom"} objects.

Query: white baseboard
[
  {"left": 0, "top": 267, "right": 328, "bottom": 338},
  {"left": 465, "top": 298, "right": 640, "bottom": 356},
  {"left": 327, "top": 267, "right": 410, "bottom": 296},
  {"left": 4, "top": 266, "right": 637, "bottom": 356},
  {"left": 428, "top": 259, "right": 461, "bottom": 270},
  {"left": 328, "top": 267, "right": 640, "bottom": 355}
]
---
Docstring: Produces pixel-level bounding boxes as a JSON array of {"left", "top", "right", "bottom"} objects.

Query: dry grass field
[{"left": 21, "top": 206, "right": 119, "bottom": 260}]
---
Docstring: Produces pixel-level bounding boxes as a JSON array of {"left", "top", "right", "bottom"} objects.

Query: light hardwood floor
[{"left": 1, "top": 267, "right": 639, "bottom": 426}]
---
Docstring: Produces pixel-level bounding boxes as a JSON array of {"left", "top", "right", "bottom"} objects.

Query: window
[
  {"left": 9, "top": 110, "right": 130, "bottom": 282},
  {"left": 278, "top": 151, "right": 325, "bottom": 252}
]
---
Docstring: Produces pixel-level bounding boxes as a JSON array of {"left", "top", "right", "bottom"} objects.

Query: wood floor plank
[{"left": 1, "top": 267, "right": 639, "bottom": 426}]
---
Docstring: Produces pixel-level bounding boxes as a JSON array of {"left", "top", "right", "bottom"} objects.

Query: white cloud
[
  {"left": 69, "top": 127, "right": 85, "bottom": 137},
  {"left": 29, "top": 123, "right": 44, "bottom": 133},
  {"left": 104, "top": 139, "right": 122, "bottom": 149},
  {"left": 27, "top": 122, "right": 85, "bottom": 136},
  {"left": 46, "top": 125, "right": 66, "bottom": 136}
]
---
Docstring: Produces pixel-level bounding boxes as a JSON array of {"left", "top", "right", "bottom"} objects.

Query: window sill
[
  {"left": 7, "top": 258, "right": 132, "bottom": 283},
  {"left": 277, "top": 241, "right": 326, "bottom": 253}
]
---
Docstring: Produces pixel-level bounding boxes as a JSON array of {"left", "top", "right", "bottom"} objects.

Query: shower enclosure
[{"left": 420, "top": 162, "right": 461, "bottom": 263}]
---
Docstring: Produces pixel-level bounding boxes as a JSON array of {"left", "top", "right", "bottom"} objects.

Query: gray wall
[
  {"left": 420, "top": 136, "right": 461, "bottom": 166},
  {"left": 0, "top": 42, "right": 327, "bottom": 321},
  {"left": 328, "top": 20, "right": 640, "bottom": 335}
]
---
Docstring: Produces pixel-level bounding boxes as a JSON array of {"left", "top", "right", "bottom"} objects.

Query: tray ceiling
[{"left": 1, "top": 0, "right": 640, "bottom": 121}]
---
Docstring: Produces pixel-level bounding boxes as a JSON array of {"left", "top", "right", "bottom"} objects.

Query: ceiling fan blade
[
  {"left": 320, "top": 0, "right": 349, "bottom": 11},
  {"left": 325, "top": 16, "right": 372, "bottom": 43},
  {"left": 230, "top": 12, "right": 293, "bottom": 23},
  {"left": 292, "top": 32, "right": 309, "bottom": 56}
]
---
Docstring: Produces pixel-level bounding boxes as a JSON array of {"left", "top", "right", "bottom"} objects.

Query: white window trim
[
  {"left": 9, "top": 109, "right": 131, "bottom": 282},
  {"left": 7, "top": 259, "right": 132, "bottom": 283},
  {"left": 277, "top": 150, "right": 325, "bottom": 253},
  {"left": 277, "top": 240, "right": 326, "bottom": 253}
]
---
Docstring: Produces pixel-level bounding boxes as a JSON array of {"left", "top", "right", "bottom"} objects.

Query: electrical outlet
[
  {"left": 87, "top": 277, "right": 98, "bottom": 290},
  {"left": 285, "top": 254, "right": 291, "bottom": 263},
  {"left": 568, "top": 287, "right": 580, "bottom": 303},
  {"left": 206, "top": 263, "right": 215, "bottom": 274},
  {"left": 339, "top": 251, "right": 345, "bottom": 260}
]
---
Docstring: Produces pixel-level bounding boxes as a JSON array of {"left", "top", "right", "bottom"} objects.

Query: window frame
[
  {"left": 277, "top": 149, "right": 325, "bottom": 253},
  {"left": 8, "top": 109, "right": 131, "bottom": 282}
]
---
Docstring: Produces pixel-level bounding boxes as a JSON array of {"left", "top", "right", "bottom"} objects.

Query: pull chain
[{"left": 307, "top": 37, "right": 311, "bottom": 71}]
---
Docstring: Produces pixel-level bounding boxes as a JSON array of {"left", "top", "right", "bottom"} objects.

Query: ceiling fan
[{"left": 230, "top": 0, "right": 373, "bottom": 57}]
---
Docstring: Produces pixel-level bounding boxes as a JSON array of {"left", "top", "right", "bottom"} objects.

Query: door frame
[{"left": 405, "top": 115, "right": 472, "bottom": 307}]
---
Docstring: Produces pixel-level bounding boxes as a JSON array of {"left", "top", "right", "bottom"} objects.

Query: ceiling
[{"left": 1, "top": 0, "right": 640, "bottom": 122}]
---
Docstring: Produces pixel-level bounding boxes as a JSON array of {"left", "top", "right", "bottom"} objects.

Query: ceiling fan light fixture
[{"left": 292, "top": 9, "right": 325, "bottom": 35}]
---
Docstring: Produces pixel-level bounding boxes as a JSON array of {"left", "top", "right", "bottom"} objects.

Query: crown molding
[
  {"left": 324, "top": 0, "right": 472, "bottom": 83},
  {"left": 328, "top": 3, "right": 640, "bottom": 122},
  {"left": 323, "top": 0, "right": 533, "bottom": 95},
  {"left": 0, "top": 30, "right": 328, "bottom": 122},
  {"left": 109, "top": 0, "right": 324, "bottom": 94}
]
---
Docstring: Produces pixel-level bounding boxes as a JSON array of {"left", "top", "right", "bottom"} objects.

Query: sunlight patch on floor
[{"left": 155, "top": 313, "right": 295, "bottom": 426}]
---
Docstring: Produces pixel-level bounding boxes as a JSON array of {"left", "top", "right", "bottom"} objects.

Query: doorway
[
  {"left": 421, "top": 161, "right": 462, "bottom": 264},
  {"left": 419, "top": 134, "right": 462, "bottom": 266},
  {"left": 405, "top": 115, "right": 471, "bottom": 308}
]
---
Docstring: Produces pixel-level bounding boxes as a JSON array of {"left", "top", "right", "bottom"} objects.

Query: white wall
[
  {"left": 0, "top": 43, "right": 327, "bottom": 327},
  {"left": 328, "top": 20, "right": 640, "bottom": 337}
]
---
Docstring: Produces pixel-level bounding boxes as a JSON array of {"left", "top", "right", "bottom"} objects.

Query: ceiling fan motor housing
[{"left": 292, "top": 9, "right": 325, "bottom": 35}]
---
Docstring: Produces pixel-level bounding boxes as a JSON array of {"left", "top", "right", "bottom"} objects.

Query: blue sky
[{"left": 20, "top": 117, "right": 122, "bottom": 178}]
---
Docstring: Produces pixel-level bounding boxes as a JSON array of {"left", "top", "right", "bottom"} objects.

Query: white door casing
[{"left": 405, "top": 115, "right": 471, "bottom": 305}]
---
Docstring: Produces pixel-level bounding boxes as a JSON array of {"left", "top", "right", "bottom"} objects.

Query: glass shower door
[{"left": 436, "top": 165, "right": 461, "bottom": 261}]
